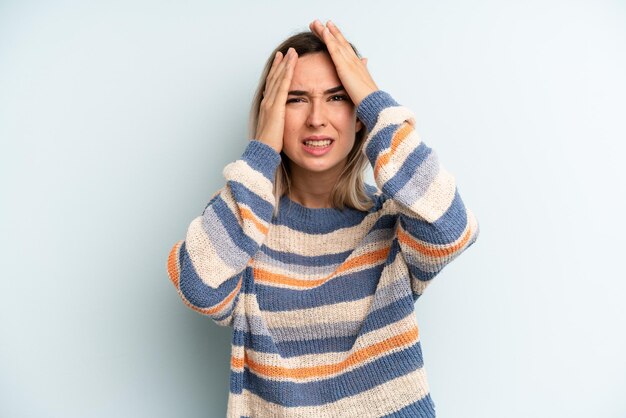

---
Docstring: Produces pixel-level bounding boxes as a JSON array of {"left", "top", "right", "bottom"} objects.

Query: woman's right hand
[{"left": 255, "top": 47, "right": 298, "bottom": 154}]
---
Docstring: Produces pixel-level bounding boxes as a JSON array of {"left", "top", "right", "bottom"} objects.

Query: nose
[{"left": 306, "top": 99, "right": 327, "bottom": 128}]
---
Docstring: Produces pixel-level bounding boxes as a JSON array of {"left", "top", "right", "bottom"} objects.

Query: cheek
[
  {"left": 333, "top": 112, "right": 358, "bottom": 132},
  {"left": 331, "top": 105, "right": 357, "bottom": 123},
  {"left": 282, "top": 113, "right": 302, "bottom": 151},
  {"left": 283, "top": 109, "right": 304, "bottom": 131}
]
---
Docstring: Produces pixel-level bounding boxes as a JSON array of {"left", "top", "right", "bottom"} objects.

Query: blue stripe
[
  {"left": 230, "top": 370, "right": 244, "bottom": 394},
  {"left": 240, "top": 140, "right": 281, "bottom": 180},
  {"left": 356, "top": 90, "right": 400, "bottom": 131},
  {"left": 399, "top": 189, "right": 468, "bottom": 245},
  {"left": 211, "top": 194, "right": 259, "bottom": 257},
  {"left": 374, "top": 213, "right": 397, "bottom": 230},
  {"left": 381, "top": 142, "right": 433, "bottom": 198},
  {"left": 275, "top": 197, "right": 369, "bottom": 234},
  {"left": 365, "top": 123, "right": 401, "bottom": 165},
  {"left": 243, "top": 330, "right": 359, "bottom": 357},
  {"left": 254, "top": 263, "right": 387, "bottom": 312},
  {"left": 406, "top": 262, "right": 439, "bottom": 282},
  {"left": 272, "top": 183, "right": 384, "bottom": 234},
  {"left": 360, "top": 293, "right": 414, "bottom": 335},
  {"left": 228, "top": 180, "right": 274, "bottom": 221}
]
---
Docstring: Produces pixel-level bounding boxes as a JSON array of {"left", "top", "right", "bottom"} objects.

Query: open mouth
[
  {"left": 301, "top": 137, "right": 335, "bottom": 155},
  {"left": 302, "top": 139, "right": 334, "bottom": 148},
  {"left": 302, "top": 136, "right": 334, "bottom": 148}
]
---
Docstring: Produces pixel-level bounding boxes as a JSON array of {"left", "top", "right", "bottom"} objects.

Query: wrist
[{"left": 354, "top": 86, "right": 379, "bottom": 107}]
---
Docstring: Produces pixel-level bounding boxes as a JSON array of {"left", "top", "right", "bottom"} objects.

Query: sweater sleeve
[
  {"left": 166, "top": 140, "right": 281, "bottom": 326},
  {"left": 357, "top": 91, "right": 480, "bottom": 300}
]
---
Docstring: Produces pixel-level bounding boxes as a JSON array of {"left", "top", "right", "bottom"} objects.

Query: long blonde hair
[{"left": 248, "top": 32, "right": 374, "bottom": 216}]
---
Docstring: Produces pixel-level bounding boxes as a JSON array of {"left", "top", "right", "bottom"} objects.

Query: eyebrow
[{"left": 287, "top": 85, "right": 345, "bottom": 96}]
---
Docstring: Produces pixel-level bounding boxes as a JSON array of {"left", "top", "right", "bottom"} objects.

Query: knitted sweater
[{"left": 166, "top": 91, "right": 479, "bottom": 418}]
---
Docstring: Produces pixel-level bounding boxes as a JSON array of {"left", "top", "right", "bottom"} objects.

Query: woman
[{"left": 167, "top": 19, "right": 479, "bottom": 418}]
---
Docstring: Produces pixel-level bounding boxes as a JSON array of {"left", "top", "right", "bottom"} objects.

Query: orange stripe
[
  {"left": 391, "top": 123, "right": 413, "bottom": 152},
  {"left": 167, "top": 241, "right": 183, "bottom": 287},
  {"left": 254, "top": 247, "right": 391, "bottom": 288},
  {"left": 374, "top": 153, "right": 391, "bottom": 180},
  {"left": 397, "top": 224, "right": 472, "bottom": 257},
  {"left": 336, "top": 247, "right": 390, "bottom": 274},
  {"left": 231, "top": 354, "right": 245, "bottom": 369},
  {"left": 240, "top": 207, "right": 269, "bottom": 235},
  {"left": 232, "top": 326, "right": 419, "bottom": 379},
  {"left": 254, "top": 269, "right": 327, "bottom": 288},
  {"left": 179, "top": 275, "right": 243, "bottom": 316},
  {"left": 374, "top": 123, "right": 414, "bottom": 179}
]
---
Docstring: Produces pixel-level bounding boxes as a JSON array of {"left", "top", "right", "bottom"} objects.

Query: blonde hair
[{"left": 249, "top": 32, "right": 374, "bottom": 216}]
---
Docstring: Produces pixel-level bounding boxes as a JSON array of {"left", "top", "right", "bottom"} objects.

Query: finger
[
  {"left": 310, "top": 19, "right": 339, "bottom": 48},
  {"left": 321, "top": 22, "right": 356, "bottom": 62},
  {"left": 265, "top": 51, "right": 285, "bottom": 90},
  {"left": 320, "top": 24, "right": 336, "bottom": 45},
  {"left": 264, "top": 51, "right": 284, "bottom": 90},
  {"left": 276, "top": 52, "right": 297, "bottom": 98},
  {"left": 265, "top": 49, "right": 296, "bottom": 104},
  {"left": 361, "top": 57, "right": 368, "bottom": 67},
  {"left": 265, "top": 49, "right": 293, "bottom": 97},
  {"left": 326, "top": 20, "right": 348, "bottom": 45},
  {"left": 309, "top": 19, "right": 324, "bottom": 39}
]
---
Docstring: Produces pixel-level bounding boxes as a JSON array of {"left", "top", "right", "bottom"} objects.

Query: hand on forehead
[{"left": 307, "top": 19, "right": 378, "bottom": 107}]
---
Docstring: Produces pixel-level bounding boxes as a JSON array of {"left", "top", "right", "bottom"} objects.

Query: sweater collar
[{"left": 274, "top": 194, "right": 368, "bottom": 234}]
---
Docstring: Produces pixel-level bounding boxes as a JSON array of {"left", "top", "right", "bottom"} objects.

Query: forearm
[
  {"left": 357, "top": 91, "right": 479, "bottom": 295},
  {"left": 166, "top": 140, "right": 281, "bottom": 323}
]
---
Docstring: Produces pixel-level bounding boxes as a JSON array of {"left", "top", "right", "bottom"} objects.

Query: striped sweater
[{"left": 166, "top": 91, "right": 479, "bottom": 417}]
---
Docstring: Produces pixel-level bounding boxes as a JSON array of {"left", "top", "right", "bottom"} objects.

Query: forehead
[{"left": 289, "top": 53, "right": 341, "bottom": 91}]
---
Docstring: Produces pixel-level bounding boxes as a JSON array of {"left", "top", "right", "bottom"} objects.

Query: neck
[{"left": 287, "top": 162, "right": 346, "bottom": 209}]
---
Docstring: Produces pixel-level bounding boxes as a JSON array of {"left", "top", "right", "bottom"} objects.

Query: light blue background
[{"left": 1, "top": 0, "right": 625, "bottom": 417}]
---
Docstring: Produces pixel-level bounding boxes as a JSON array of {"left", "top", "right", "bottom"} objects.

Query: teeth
[{"left": 304, "top": 140, "right": 332, "bottom": 147}]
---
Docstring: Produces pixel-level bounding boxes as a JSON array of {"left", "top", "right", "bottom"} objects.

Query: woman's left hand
[{"left": 309, "top": 19, "right": 378, "bottom": 107}]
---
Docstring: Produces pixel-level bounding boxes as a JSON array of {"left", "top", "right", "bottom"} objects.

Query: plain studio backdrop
[{"left": 1, "top": 0, "right": 625, "bottom": 417}]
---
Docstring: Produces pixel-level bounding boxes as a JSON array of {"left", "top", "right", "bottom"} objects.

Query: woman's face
[{"left": 282, "top": 52, "right": 363, "bottom": 178}]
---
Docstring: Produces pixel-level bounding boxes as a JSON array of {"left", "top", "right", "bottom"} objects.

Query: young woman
[{"left": 167, "top": 19, "right": 479, "bottom": 418}]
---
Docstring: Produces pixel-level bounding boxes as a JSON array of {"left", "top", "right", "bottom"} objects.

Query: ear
[{"left": 355, "top": 118, "right": 364, "bottom": 133}]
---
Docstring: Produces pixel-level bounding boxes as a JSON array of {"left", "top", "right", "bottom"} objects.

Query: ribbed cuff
[
  {"left": 356, "top": 90, "right": 400, "bottom": 132},
  {"left": 241, "top": 140, "right": 282, "bottom": 181}
]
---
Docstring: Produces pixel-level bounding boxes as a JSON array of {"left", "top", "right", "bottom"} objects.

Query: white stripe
[
  {"left": 222, "top": 159, "right": 276, "bottom": 205},
  {"left": 365, "top": 106, "right": 416, "bottom": 141},
  {"left": 186, "top": 216, "right": 239, "bottom": 288}
]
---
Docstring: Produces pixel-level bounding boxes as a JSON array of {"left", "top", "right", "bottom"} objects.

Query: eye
[
  {"left": 286, "top": 97, "right": 306, "bottom": 104},
  {"left": 329, "top": 94, "right": 349, "bottom": 101}
]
